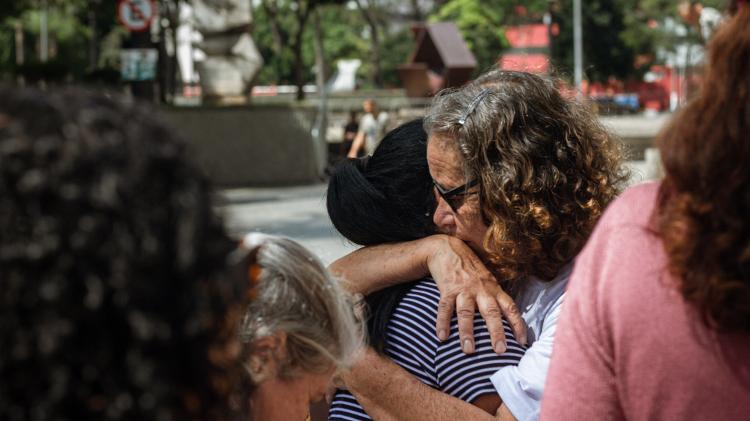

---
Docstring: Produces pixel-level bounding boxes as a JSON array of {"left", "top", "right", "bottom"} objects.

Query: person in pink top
[{"left": 541, "top": 2, "right": 750, "bottom": 420}]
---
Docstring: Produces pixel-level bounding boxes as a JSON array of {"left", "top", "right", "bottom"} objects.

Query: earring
[{"left": 247, "top": 355, "right": 269, "bottom": 383}]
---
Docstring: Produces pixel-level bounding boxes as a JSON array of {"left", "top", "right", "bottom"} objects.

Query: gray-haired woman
[
  {"left": 234, "top": 233, "right": 363, "bottom": 420},
  {"left": 331, "top": 69, "right": 626, "bottom": 421}
]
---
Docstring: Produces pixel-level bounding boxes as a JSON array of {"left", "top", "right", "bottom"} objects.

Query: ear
[{"left": 247, "top": 332, "right": 288, "bottom": 383}]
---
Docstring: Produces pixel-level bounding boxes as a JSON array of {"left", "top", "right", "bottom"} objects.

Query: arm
[
  {"left": 540, "top": 224, "right": 623, "bottom": 420},
  {"left": 489, "top": 297, "right": 562, "bottom": 421},
  {"left": 341, "top": 348, "right": 509, "bottom": 421},
  {"left": 329, "top": 235, "right": 527, "bottom": 352},
  {"left": 347, "top": 131, "right": 366, "bottom": 158}
]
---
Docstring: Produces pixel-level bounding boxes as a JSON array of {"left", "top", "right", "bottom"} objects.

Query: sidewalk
[{"left": 218, "top": 183, "right": 357, "bottom": 265}]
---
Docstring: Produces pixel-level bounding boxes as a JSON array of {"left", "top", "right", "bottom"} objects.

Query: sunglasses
[{"left": 433, "top": 178, "right": 479, "bottom": 212}]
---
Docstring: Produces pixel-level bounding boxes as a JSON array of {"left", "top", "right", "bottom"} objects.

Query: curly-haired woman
[
  {"left": 326, "top": 120, "right": 525, "bottom": 420},
  {"left": 330, "top": 70, "right": 627, "bottom": 421},
  {"left": 0, "top": 87, "right": 361, "bottom": 421},
  {"left": 542, "top": 2, "right": 750, "bottom": 420}
]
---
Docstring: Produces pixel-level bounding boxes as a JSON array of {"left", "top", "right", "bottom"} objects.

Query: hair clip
[
  {"left": 247, "top": 263, "right": 262, "bottom": 301},
  {"left": 458, "top": 89, "right": 491, "bottom": 126}
]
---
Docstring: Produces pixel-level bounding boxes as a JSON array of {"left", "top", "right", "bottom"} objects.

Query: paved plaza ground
[{"left": 218, "top": 183, "right": 357, "bottom": 265}]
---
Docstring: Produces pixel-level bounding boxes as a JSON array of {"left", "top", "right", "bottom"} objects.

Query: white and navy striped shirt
[{"left": 328, "top": 279, "right": 525, "bottom": 420}]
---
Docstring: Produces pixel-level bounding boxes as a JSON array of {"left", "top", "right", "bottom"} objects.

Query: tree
[
  {"left": 0, "top": 0, "right": 117, "bottom": 83},
  {"left": 260, "top": 0, "right": 344, "bottom": 100},
  {"left": 354, "top": 0, "right": 384, "bottom": 87},
  {"left": 550, "top": 0, "right": 725, "bottom": 83}
]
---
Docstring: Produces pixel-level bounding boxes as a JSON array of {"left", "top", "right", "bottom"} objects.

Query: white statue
[{"left": 190, "top": 0, "right": 263, "bottom": 102}]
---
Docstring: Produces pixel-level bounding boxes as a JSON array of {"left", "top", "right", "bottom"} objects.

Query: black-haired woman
[{"left": 326, "top": 119, "right": 524, "bottom": 420}]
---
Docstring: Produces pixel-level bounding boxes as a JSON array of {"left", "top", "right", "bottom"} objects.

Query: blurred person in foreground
[
  {"left": 541, "top": 2, "right": 750, "bottom": 420},
  {"left": 0, "top": 86, "right": 361, "bottom": 420},
  {"left": 346, "top": 99, "right": 388, "bottom": 158},
  {"left": 329, "top": 70, "right": 627, "bottom": 421},
  {"left": 326, "top": 120, "right": 524, "bottom": 420}
]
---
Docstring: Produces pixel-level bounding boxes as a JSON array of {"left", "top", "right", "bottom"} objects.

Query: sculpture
[{"left": 191, "top": 0, "right": 263, "bottom": 104}]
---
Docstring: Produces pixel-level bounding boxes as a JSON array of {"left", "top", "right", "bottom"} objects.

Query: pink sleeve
[{"left": 540, "top": 221, "right": 625, "bottom": 421}]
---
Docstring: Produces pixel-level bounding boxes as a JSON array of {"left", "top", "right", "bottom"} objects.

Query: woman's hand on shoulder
[{"left": 426, "top": 235, "right": 527, "bottom": 354}]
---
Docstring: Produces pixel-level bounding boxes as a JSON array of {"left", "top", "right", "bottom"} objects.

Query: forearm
[
  {"left": 348, "top": 133, "right": 365, "bottom": 157},
  {"left": 344, "top": 349, "right": 496, "bottom": 421},
  {"left": 329, "top": 237, "right": 439, "bottom": 295}
]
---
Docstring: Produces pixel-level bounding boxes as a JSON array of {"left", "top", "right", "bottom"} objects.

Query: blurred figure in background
[
  {"left": 340, "top": 110, "right": 359, "bottom": 157},
  {"left": 0, "top": 87, "right": 362, "bottom": 421},
  {"left": 234, "top": 233, "right": 362, "bottom": 421},
  {"left": 347, "top": 99, "right": 388, "bottom": 158},
  {"left": 542, "top": 2, "right": 750, "bottom": 419}
]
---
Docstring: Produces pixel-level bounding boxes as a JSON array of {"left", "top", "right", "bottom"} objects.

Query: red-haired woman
[{"left": 541, "top": 2, "right": 750, "bottom": 419}]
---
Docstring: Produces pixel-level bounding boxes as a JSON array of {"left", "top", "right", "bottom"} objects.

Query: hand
[{"left": 426, "top": 235, "right": 527, "bottom": 353}]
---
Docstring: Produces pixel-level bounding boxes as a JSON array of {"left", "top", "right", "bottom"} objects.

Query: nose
[{"left": 433, "top": 191, "right": 455, "bottom": 232}]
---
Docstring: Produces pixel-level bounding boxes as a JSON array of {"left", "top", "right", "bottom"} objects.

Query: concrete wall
[{"left": 161, "top": 105, "right": 322, "bottom": 186}]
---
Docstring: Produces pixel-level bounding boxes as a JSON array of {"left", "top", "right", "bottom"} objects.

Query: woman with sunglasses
[
  {"left": 326, "top": 119, "right": 525, "bottom": 420},
  {"left": 330, "top": 70, "right": 627, "bottom": 421}
]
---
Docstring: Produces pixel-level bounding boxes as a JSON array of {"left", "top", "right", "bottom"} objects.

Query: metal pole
[
  {"left": 15, "top": 21, "right": 24, "bottom": 66},
  {"left": 573, "top": 0, "right": 583, "bottom": 91},
  {"left": 40, "top": 0, "right": 48, "bottom": 62}
]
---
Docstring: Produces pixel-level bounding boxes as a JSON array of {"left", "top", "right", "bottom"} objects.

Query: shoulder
[
  {"left": 598, "top": 181, "right": 660, "bottom": 231},
  {"left": 394, "top": 279, "right": 441, "bottom": 319}
]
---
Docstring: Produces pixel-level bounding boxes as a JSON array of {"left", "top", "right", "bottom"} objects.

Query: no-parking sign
[{"left": 117, "top": 0, "right": 157, "bottom": 32}]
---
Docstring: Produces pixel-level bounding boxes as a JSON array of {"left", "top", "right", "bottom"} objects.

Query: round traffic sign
[{"left": 117, "top": 0, "right": 157, "bottom": 32}]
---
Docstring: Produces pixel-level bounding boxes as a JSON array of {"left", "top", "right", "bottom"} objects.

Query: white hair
[{"left": 237, "top": 233, "right": 363, "bottom": 376}]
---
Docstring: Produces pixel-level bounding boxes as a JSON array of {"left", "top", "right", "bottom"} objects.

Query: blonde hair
[{"left": 237, "top": 233, "right": 362, "bottom": 378}]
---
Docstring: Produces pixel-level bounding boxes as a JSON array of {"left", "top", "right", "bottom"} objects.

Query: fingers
[
  {"left": 456, "top": 293, "right": 477, "bottom": 354},
  {"left": 435, "top": 296, "right": 455, "bottom": 341},
  {"left": 477, "top": 296, "right": 507, "bottom": 354},
  {"left": 498, "top": 292, "right": 527, "bottom": 346}
]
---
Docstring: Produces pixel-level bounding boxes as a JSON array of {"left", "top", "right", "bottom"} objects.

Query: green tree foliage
[
  {"left": 0, "top": 0, "right": 117, "bottom": 82},
  {"left": 253, "top": 2, "right": 413, "bottom": 90},
  {"left": 551, "top": 0, "right": 637, "bottom": 82},
  {"left": 551, "top": 0, "right": 726, "bottom": 83}
]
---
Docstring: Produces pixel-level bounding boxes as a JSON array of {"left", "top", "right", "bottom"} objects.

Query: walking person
[{"left": 347, "top": 99, "right": 388, "bottom": 158}]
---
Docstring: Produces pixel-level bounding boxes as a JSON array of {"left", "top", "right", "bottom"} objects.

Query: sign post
[
  {"left": 118, "top": 0, "right": 158, "bottom": 101},
  {"left": 117, "top": 0, "right": 157, "bottom": 33}
]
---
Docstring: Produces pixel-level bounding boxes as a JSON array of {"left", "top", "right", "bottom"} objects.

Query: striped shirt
[{"left": 328, "top": 279, "right": 525, "bottom": 420}]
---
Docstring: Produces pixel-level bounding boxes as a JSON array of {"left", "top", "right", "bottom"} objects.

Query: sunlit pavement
[{"left": 218, "top": 183, "right": 357, "bottom": 265}]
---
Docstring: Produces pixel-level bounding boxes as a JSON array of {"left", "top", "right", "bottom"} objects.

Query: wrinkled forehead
[{"left": 427, "top": 132, "right": 469, "bottom": 185}]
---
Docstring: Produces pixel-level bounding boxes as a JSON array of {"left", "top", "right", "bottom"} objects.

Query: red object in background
[
  {"left": 117, "top": 0, "right": 156, "bottom": 32},
  {"left": 504, "top": 24, "right": 549, "bottom": 48},
  {"left": 500, "top": 24, "right": 550, "bottom": 74},
  {"left": 499, "top": 55, "right": 550, "bottom": 73}
]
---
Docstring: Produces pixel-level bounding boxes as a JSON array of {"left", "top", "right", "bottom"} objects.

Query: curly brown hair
[
  {"left": 656, "top": 5, "right": 750, "bottom": 333},
  {"left": 425, "top": 70, "right": 628, "bottom": 284}
]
